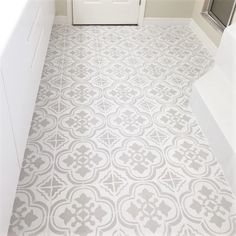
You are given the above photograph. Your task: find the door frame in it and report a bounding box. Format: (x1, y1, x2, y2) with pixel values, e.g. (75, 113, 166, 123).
(67, 0, 146, 26)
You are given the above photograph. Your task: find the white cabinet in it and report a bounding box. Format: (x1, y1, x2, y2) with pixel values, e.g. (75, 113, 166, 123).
(0, 0, 54, 235)
(0, 74, 20, 236)
(1, 0, 55, 165)
(191, 24, 236, 195)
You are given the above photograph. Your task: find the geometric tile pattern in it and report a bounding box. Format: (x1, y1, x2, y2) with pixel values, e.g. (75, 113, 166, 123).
(8, 24, 236, 236)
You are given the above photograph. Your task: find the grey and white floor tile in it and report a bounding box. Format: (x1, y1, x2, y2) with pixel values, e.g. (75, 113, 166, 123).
(8, 24, 236, 236)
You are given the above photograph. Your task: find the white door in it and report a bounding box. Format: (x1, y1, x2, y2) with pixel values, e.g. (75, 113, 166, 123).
(73, 0, 140, 25)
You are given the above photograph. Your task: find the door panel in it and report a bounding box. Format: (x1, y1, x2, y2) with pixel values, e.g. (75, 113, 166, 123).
(1, 0, 54, 165)
(73, 0, 140, 24)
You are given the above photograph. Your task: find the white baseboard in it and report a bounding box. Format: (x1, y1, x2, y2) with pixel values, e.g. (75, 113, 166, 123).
(54, 16, 69, 25)
(189, 19, 217, 56)
(143, 17, 191, 26)
(143, 17, 217, 57)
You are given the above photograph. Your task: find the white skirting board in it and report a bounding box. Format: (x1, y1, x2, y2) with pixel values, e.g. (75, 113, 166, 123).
(143, 17, 191, 25)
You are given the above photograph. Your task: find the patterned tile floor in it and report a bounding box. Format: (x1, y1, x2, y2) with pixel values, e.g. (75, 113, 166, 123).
(8, 24, 236, 236)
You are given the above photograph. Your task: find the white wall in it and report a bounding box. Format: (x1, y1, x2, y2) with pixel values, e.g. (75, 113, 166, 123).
(145, 0, 195, 18)
(55, 0, 67, 15)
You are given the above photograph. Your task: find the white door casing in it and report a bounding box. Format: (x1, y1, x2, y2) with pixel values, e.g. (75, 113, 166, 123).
(72, 0, 146, 25)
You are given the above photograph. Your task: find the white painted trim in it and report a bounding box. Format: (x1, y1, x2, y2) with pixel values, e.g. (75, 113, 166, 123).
(54, 16, 69, 25)
(143, 17, 191, 25)
(138, 0, 146, 26)
(189, 19, 217, 56)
